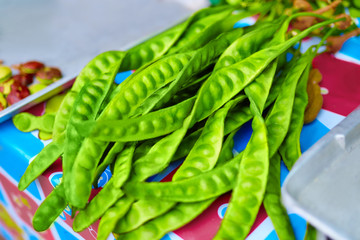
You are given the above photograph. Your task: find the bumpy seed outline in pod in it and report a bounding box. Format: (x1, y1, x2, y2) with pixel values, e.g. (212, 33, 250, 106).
(139, 47, 154, 62)
(94, 57, 111, 70)
(75, 103, 93, 119)
(115, 97, 131, 116)
(242, 160, 265, 176)
(159, 61, 175, 77)
(208, 81, 224, 103)
(142, 75, 157, 91)
(201, 128, 222, 144)
(191, 157, 210, 170)
(132, 81, 148, 99)
(194, 143, 216, 157)
(152, 117, 167, 130)
(240, 177, 263, 193)
(138, 120, 155, 134)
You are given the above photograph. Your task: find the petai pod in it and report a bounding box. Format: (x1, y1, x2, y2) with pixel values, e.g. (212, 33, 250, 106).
(173, 96, 244, 181)
(75, 96, 196, 142)
(214, 115, 269, 240)
(72, 180, 125, 232)
(279, 64, 311, 170)
(65, 51, 125, 207)
(264, 153, 295, 239)
(69, 51, 194, 208)
(32, 183, 67, 232)
(73, 143, 135, 231)
(113, 199, 176, 234)
(265, 49, 314, 157)
(13, 113, 55, 133)
(124, 153, 242, 202)
(116, 199, 214, 240)
(96, 197, 134, 240)
(191, 18, 339, 124)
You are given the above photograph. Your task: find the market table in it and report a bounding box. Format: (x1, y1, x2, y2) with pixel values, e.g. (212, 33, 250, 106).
(0, 6, 360, 240)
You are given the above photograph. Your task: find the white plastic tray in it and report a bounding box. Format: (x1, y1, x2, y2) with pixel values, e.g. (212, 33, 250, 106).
(282, 107, 360, 240)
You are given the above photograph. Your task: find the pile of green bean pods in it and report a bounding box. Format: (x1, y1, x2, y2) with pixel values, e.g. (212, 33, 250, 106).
(13, 1, 356, 239)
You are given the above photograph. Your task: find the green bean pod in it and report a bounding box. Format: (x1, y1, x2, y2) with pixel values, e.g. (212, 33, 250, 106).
(114, 99, 240, 235)
(122, 5, 235, 69)
(32, 183, 67, 232)
(96, 197, 134, 240)
(124, 153, 242, 202)
(114, 200, 176, 234)
(13, 113, 55, 133)
(172, 128, 202, 161)
(224, 102, 252, 134)
(265, 50, 313, 157)
(69, 52, 193, 209)
(116, 199, 214, 240)
(112, 143, 136, 188)
(72, 180, 125, 232)
(214, 115, 269, 240)
(73, 143, 135, 231)
(93, 142, 125, 187)
(279, 64, 311, 170)
(152, 28, 245, 112)
(264, 153, 295, 239)
(65, 51, 125, 207)
(192, 18, 338, 124)
(214, 17, 284, 70)
(173, 97, 242, 181)
(245, 59, 278, 116)
(168, 6, 234, 53)
(172, 4, 271, 54)
(18, 141, 62, 191)
(130, 112, 194, 182)
(133, 137, 161, 162)
(173, 99, 252, 163)
(75, 96, 196, 142)
(217, 130, 237, 166)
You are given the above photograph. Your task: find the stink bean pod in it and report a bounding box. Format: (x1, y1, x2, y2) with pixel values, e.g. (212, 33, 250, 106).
(124, 153, 242, 202)
(65, 51, 125, 207)
(192, 18, 337, 124)
(13, 112, 55, 133)
(116, 199, 214, 240)
(214, 17, 284, 70)
(96, 196, 134, 240)
(130, 112, 194, 182)
(168, 6, 234, 53)
(93, 142, 125, 187)
(152, 28, 245, 112)
(172, 4, 268, 54)
(112, 143, 136, 188)
(69, 51, 194, 208)
(18, 141, 62, 191)
(173, 96, 243, 181)
(214, 115, 269, 240)
(114, 200, 176, 234)
(122, 5, 235, 69)
(75, 96, 196, 142)
(265, 49, 313, 157)
(32, 183, 67, 232)
(264, 153, 295, 240)
(304, 224, 317, 240)
(72, 180, 125, 232)
(279, 64, 311, 170)
(73, 143, 135, 231)
(217, 130, 237, 166)
(245, 59, 278, 116)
